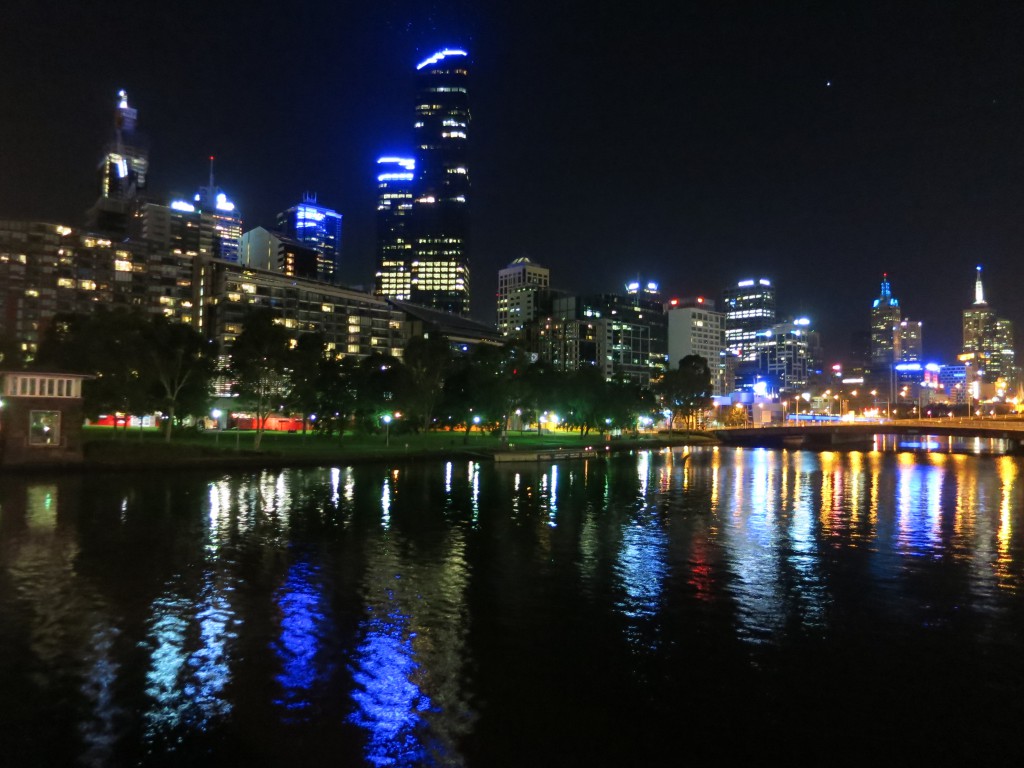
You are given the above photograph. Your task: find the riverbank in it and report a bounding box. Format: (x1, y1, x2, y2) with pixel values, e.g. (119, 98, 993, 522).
(4, 427, 717, 473)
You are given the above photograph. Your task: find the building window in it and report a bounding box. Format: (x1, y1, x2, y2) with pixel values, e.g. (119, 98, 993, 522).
(29, 410, 61, 446)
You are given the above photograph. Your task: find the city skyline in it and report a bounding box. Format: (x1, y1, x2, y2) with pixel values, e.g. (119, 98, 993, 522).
(2, 1, 1023, 359)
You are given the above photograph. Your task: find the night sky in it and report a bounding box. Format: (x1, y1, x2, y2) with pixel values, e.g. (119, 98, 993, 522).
(2, 1, 1023, 362)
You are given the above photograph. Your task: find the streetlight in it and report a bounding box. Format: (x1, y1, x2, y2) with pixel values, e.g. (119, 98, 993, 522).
(211, 408, 222, 445)
(382, 414, 392, 446)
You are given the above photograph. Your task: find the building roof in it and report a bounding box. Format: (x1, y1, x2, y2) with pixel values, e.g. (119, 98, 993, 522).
(389, 300, 503, 343)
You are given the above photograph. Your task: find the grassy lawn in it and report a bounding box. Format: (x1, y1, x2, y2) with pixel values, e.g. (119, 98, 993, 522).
(82, 425, 714, 464)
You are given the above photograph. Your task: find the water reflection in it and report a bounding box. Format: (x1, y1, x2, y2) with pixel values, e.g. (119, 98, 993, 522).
(1, 449, 1024, 764)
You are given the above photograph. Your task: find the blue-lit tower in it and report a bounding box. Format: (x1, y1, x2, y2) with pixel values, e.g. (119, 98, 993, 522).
(411, 48, 471, 314)
(193, 156, 242, 263)
(374, 157, 417, 301)
(276, 193, 343, 284)
(870, 273, 901, 364)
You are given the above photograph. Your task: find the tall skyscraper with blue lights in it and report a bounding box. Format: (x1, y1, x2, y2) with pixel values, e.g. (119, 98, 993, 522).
(870, 274, 901, 364)
(375, 49, 471, 314)
(276, 193, 343, 284)
(374, 157, 417, 301)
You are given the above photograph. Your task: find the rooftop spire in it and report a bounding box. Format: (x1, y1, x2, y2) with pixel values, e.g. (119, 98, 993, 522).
(974, 265, 986, 305)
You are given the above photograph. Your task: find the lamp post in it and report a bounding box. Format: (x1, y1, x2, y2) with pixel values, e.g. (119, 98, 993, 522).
(383, 414, 392, 447)
(211, 409, 222, 446)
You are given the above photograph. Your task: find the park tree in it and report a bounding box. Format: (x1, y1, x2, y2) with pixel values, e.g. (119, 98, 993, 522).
(141, 316, 215, 442)
(402, 334, 452, 431)
(601, 375, 654, 435)
(655, 354, 713, 432)
(560, 366, 607, 436)
(352, 353, 413, 433)
(287, 332, 328, 432)
(230, 310, 293, 449)
(315, 354, 360, 438)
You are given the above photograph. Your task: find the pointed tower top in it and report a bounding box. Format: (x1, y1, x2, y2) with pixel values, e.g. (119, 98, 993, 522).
(974, 265, 986, 305)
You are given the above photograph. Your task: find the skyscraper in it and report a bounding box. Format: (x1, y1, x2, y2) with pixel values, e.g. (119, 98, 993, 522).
(896, 319, 923, 362)
(193, 158, 242, 263)
(374, 157, 416, 301)
(721, 278, 776, 361)
(870, 274, 901, 364)
(276, 193, 343, 284)
(962, 266, 1015, 385)
(412, 49, 472, 313)
(86, 90, 149, 238)
(497, 257, 550, 336)
(667, 298, 728, 395)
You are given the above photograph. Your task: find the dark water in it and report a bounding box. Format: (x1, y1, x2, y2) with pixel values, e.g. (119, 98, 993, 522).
(1, 447, 1023, 766)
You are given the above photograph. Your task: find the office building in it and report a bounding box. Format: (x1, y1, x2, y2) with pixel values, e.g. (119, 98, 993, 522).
(135, 200, 215, 258)
(192, 159, 242, 263)
(534, 286, 668, 386)
(238, 227, 321, 280)
(412, 48, 470, 314)
(870, 274, 901, 364)
(375, 49, 471, 314)
(756, 319, 816, 392)
(86, 90, 149, 238)
(276, 194, 342, 284)
(667, 297, 728, 395)
(374, 157, 416, 301)
(722, 278, 776, 361)
(497, 257, 550, 336)
(896, 319, 923, 362)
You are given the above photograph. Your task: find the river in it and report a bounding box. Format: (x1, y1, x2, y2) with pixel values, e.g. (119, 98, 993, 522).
(1, 447, 1022, 765)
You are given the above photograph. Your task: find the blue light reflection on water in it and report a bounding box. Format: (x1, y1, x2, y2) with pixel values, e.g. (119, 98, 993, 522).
(348, 601, 435, 767)
(274, 559, 330, 722)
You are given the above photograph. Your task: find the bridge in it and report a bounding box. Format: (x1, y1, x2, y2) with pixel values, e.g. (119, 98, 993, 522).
(713, 418, 1024, 452)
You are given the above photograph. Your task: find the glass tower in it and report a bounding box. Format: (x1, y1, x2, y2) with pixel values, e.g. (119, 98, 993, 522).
(374, 157, 417, 301)
(276, 194, 343, 284)
(411, 48, 471, 314)
(721, 278, 776, 361)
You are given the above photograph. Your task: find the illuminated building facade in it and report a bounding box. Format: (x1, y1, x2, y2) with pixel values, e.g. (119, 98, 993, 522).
(199, 259, 408, 364)
(755, 319, 816, 392)
(896, 319, 923, 362)
(870, 274, 901, 364)
(237, 227, 320, 280)
(276, 194, 342, 284)
(411, 49, 471, 314)
(534, 287, 667, 386)
(497, 257, 550, 336)
(374, 157, 416, 301)
(722, 278, 776, 361)
(667, 298, 728, 395)
(192, 160, 242, 263)
(86, 90, 149, 238)
(136, 201, 215, 258)
(0, 220, 196, 358)
(962, 266, 1015, 385)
